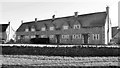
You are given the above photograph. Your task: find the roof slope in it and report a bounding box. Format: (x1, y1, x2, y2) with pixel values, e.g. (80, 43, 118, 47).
(16, 11, 107, 32)
(0, 24, 9, 32)
(112, 26, 119, 37)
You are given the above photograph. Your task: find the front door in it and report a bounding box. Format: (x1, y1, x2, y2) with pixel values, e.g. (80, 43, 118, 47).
(55, 34, 60, 44)
(83, 34, 89, 44)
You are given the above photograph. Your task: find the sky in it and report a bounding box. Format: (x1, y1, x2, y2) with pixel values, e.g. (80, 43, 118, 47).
(0, 0, 119, 40)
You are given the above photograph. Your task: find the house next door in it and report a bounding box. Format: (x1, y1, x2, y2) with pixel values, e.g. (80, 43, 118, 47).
(82, 34, 89, 44)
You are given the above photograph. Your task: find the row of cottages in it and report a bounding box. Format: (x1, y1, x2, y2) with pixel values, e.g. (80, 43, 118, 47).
(16, 7, 112, 45)
(0, 23, 9, 44)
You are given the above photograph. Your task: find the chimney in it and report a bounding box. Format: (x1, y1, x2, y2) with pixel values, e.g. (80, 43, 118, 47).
(106, 6, 109, 15)
(35, 18, 37, 22)
(21, 20, 23, 24)
(74, 12, 78, 17)
(52, 15, 55, 20)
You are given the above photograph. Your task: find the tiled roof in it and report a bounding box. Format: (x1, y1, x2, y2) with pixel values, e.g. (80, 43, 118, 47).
(0, 24, 9, 32)
(16, 11, 107, 32)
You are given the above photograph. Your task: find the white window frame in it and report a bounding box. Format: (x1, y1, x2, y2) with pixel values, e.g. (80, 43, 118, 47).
(31, 35, 35, 38)
(73, 34, 81, 39)
(18, 36, 20, 40)
(31, 28, 35, 31)
(62, 35, 69, 39)
(49, 35, 54, 38)
(41, 35, 46, 38)
(74, 25, 80, 29)
(50, 27, 54, 30)
(25, 28, 29, 32)
(93, 34, 99, 40)
(96, 34, 100, 40)
(63, 25, 68, 30)
(41, 27, 46, 31)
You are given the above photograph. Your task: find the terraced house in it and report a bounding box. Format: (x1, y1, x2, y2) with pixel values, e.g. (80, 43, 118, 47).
(16, 7, 112, 44)
(0, 23, 9, 44)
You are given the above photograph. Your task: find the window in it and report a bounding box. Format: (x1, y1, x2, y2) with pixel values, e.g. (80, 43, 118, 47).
(73, 34, 81, 39)
(41, 35, 46, 38)
(93, 34, 99, 40)
(25, 36, 29, 39)
(41, 27, 46, 31)
(50, 27, 54, 30)
(96, 34, 99, 40)
(25, 28, 29, 32)
(62, 35, 69, 38)
(31, 35, 35, 38)
(63, 26, 68, 30)
(49, 35, 54, 38)
(18, 36, 20, 39)
(31, 28, 35, 31)
(74, 25, 80, 29)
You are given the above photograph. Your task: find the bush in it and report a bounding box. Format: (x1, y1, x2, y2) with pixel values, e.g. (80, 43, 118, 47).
(2, 46, 120, 57)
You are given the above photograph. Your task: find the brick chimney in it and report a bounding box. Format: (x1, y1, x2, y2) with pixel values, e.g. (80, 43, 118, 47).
(74, 12, 78, 17)
(35, 18, 37, 22)
(106, 6, 109, 15)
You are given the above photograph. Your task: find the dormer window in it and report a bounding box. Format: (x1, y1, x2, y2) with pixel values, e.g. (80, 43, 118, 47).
(25, 28, 29, 32)
(74, 25, 81, 29)
(41, 27, 46, 31)
(63, 25, 68, 30)
(50, 27, 54, 30)
(31, 28, 35, 31)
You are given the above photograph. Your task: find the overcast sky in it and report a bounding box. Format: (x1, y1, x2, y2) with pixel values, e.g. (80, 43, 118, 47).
(0, 0, 119, 40)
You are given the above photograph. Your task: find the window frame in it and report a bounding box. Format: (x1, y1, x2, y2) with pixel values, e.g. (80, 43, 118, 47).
(62, 35, 69, 39)
(49, 27, 54, 31)
(41, 27, 46, 31)
(63, 25, 69, 30)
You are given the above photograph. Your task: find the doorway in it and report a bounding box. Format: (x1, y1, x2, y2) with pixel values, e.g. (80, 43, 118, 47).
(82, 34, 89, 44)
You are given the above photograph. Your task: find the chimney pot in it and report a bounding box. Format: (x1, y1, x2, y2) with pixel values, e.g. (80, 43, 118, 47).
(52, 15, 55, 20)
(35, 18, 37, 22)
(74, 12, 78, 17)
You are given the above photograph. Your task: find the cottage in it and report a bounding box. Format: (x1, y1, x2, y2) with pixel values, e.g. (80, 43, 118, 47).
(16, 7, 112, 44)
(0, 23, 9, 44)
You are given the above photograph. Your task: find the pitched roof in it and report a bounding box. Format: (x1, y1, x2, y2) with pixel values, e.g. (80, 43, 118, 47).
(0, 24, 9, 32)
(16, 11, 107, 32)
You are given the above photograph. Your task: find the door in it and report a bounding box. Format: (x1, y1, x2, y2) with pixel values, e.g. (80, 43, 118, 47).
(55, 34, 60, 44)
(83, 34, 89, 44)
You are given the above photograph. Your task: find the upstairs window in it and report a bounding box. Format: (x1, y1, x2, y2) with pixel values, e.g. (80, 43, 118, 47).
(74, 25, 81, 29)
(62, 35, 69, 39)
(17, 36, 20, 40)
(25, 28, 29, 32)
(63, 26, 68, 30)
(31, 28, 35, 31)
(41, 27, 46, 31)
(50, 27, 54, 30)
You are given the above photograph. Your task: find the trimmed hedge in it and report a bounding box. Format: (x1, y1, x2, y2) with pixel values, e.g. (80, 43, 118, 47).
(2, 46, 120, 57)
